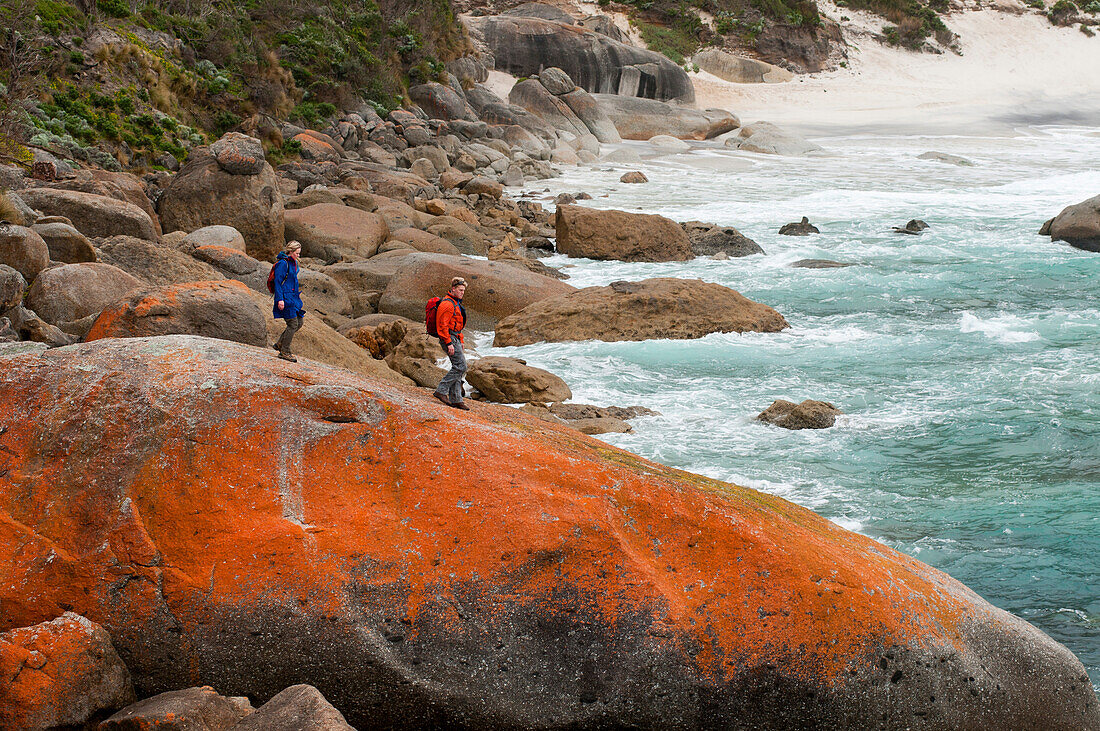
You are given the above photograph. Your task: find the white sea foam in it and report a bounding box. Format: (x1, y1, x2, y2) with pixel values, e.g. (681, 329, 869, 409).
(959, 311, 1041, 344)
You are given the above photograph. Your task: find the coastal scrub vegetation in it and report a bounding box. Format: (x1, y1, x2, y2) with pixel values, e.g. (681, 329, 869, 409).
(0, 0, 469, 170)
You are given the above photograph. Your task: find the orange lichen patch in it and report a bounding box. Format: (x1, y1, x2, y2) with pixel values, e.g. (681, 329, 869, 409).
(0, 612, 134, 728)
(0, 336, 1048, 714)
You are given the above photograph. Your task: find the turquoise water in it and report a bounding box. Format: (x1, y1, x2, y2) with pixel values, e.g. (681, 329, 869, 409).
(483, 127, 1100, 687)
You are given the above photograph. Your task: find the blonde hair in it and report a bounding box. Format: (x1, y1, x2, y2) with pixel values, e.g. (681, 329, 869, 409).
(450, 277, 467, 289)
(284, 240, 302, 254)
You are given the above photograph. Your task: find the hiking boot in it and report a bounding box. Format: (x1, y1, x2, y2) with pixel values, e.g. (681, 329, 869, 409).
(432, 392, 450, 406)
(277, 352, 297, 362)
(272, 343, 279, 352)
(452, 401, 470, 411)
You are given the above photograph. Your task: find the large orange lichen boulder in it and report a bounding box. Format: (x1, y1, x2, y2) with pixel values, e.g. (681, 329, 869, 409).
(0, 336, 1096, 729)
(0, 612, 135, 728)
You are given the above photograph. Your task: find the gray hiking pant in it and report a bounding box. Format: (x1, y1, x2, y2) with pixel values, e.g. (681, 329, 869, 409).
(434, 335, 466, 404)
(276, 316, 303, 354)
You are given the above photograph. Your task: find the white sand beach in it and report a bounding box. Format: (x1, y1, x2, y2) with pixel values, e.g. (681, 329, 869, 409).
(692, 10, 1100, 135)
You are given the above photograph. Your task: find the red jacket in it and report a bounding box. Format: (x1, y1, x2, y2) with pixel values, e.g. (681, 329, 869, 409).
(435, 296, 465, 344)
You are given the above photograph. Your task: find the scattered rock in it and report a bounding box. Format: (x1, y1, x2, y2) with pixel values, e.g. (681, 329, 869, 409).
(791, 259, 853, 268)
(31, 221, 96, 263)
(100, 686, 253, 730)
(494, 277, 789, 345)
(681, 221, 764, 257)
(918, 151, 974, 166)
(0, 224, 50, 282)
(570, 416, 633, 434)
(467, 356, 572, 403)
(233, 684, 353, 731)
(159, 146, 285, 262)
(25, 263, 143, 324)
(98, 235, 225, 286)
(1048, 194, 1100, 252)
(18, 188, 158, 241)
(408, 82, 476, 122)
(85, 280, 268, 346)
(648, 134, 691, 152)
(757, 399, 843, 429)
(0, 612, 135, 730)
(463, 176, 504, 200)
(210, 131, 267, 175)
(182, 225, 247, 253)
(549, 403, 660, 421)
(7, 305, 78, 346)
(692, 49, 793, 83)
(620, 171, 648, 183)
(378, 252, 574, 329)
(730, 122, 823, 156)
(893, 219, 929, 235)
(779, 217, 820, 236)
(0, 264, 26, 310)
(594, 94, 738, 140)
(556, 205, 693, 262)
(389, 227, 462, 256)
(284, 203, 389, 260)
(1038, 218, 1054, 237)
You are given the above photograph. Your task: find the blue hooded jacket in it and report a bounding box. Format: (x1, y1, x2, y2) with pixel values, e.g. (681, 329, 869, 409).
(272, 252, 304, 319)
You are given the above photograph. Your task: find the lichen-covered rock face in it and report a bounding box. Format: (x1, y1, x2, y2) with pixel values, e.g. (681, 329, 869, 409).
(493, 277, 789, 346)
(1, 336, 1097, 729)
(0, 612, 135, 729)
(84, 280, 269, 346)
(470, 15, 695, 104)
(100, 685, 254, 730)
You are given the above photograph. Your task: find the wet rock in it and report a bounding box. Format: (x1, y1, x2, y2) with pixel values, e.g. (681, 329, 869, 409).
(779, 217, 820, 236)
(285, 203, 388, 260)
(0, 612, 135, 729)
(31, 221, 97, 263)
(556, 205, 692, 262)
(25, 263, 143, 324)
(570, 416, 633, 434)
(620, 171, 648, 183)
(0, 223, 50, 282)
(159, 147, 285, 262)
(893, 219, 930, 235)
(918, 151, 974, 166)
(1038, 218, 1054, 236)
(549, 403, 660, 421)
(681, 220, 764, 257)
(85, 280, 268, 346)
(210, 132, 266, 175)
(100, 686, 253, 730)
(494, 277, 789, 346)
(467, 356, 572, 403)
(791, 259, 853, 268)
(757, 399, 843, 429)
(1049, 194, 1100, 252)
(233, 684, 352, 730)
(19, 188, 158, 241)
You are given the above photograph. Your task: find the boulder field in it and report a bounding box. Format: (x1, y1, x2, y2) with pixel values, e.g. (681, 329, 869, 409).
(1, 335, 1097, 729)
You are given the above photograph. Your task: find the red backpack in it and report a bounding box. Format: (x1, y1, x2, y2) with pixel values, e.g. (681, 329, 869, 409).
(266, 264, 278, 293)
(425, 296, 443, 337)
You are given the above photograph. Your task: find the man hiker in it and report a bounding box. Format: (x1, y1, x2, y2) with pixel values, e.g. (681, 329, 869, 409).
(272, 240, 304, 362)
(433, 277, 469, 410)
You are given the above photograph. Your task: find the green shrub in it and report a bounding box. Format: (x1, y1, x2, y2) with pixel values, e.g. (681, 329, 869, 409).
(97, 0, 131, 18)
(35, 0, 86, 34)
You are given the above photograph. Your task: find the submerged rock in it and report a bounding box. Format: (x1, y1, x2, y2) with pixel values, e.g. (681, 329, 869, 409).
(893, 219, 930, 235)
(779, 216, 820, 236)
(918, 151, 974, 166)
(757, 399, 843, 429)
(791, 259, 853, 269)
(0, 335, 1097, 729)
(681, 220, 764, 257)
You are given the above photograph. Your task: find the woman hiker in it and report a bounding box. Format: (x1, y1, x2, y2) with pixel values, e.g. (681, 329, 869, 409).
(433, 277, 470, 410)
(272, 240, 304, 362)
